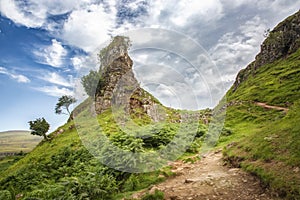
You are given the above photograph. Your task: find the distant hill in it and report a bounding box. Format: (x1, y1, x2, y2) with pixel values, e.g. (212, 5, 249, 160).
(0, 130, 42, 156)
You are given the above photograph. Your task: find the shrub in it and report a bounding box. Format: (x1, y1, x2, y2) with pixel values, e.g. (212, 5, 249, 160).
(141, 190, 164, 200)
(0, 190, 12, 200)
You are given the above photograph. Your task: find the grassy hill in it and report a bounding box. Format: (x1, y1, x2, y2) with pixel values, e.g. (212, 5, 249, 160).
(0, 37, 208, 199)
(0, 11, 299, 200)
(0, 130, 42, 155)
(0, 103, 207, 199)
(218, 18, 300, 199)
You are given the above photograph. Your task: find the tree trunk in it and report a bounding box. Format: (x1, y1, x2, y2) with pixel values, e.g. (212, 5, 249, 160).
(43, 133, 49, 141)
(67, 107, 73, 120)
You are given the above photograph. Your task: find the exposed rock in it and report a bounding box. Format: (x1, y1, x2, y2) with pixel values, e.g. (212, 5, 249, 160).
(94, 36, 166, 122)
(158, 174, 165, 179)
(68, 124, 75, 130)
(184, 179, 195, 184)
(56, 129, 64, 135)
(149, 186, 161, 194)
(233, 10, 300, 91)
(228, 168, 240, 173)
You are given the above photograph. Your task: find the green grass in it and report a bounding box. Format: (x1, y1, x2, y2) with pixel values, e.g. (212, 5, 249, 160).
(2, 36, 299, 199)
(0, 155, 25, 172)
(219, 48, 300, 199)
(0, 131, 42, 155)
(0, 97, 205, 199)
(227, 48, 300, 106)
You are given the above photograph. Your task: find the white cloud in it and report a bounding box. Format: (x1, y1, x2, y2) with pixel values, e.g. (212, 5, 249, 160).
(40, 72, 72, 87)
(73, 78, 87, 102)
(71, 56, 86, 71)
(0, 0, 95, 28)
(34, 86, 73, 97)
(256, 0, 300, 14)
(209, 16, 267, 82)
(0, 0, 47, 28)
(10, 74, 31, 83)
(170, 0, 223, 26)
(0, 67, 30, 83)
(2, 0, 300, 110)
(38, 0, 86, 15)
(71, 55, 96, 71)
(0, 67, 6, 74)
(34, 39, 67, 68)
(61, 3, 115, 52)
(148, 0, 223, 28)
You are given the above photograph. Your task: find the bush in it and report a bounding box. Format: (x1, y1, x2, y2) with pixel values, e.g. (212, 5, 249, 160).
(221, 127, 233, 136)
(142, 124, 178, 148)
(186, 138, 202, 153)
(141, 190, 164, 200)
(0, 190, 12, 200)
(196, 124, 207, 138)
(123, 175, 140, 191)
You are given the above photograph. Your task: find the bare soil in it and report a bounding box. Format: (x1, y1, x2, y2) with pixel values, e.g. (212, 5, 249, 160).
(255, 102, 289, 112)
(130, 151, 278, 200)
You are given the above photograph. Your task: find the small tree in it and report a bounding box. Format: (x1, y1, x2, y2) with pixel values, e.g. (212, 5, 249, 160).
(28, 118, 50, 140)
(81, 70, 104, 97)
(55, 95, 77, 118)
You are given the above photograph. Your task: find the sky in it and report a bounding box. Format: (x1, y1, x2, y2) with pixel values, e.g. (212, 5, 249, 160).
(0, 0, 300, 132)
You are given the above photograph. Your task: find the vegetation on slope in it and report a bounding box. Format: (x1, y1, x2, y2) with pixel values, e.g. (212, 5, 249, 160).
(227, 48, 300, 106)
(0, 35, 211, 199)
(2, 11, 299, 199)
(221, 46, 300, 199)
(0, 97, 208, 199)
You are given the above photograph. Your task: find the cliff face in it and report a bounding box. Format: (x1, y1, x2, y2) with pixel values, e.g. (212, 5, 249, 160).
(94, 36, 165, 122)
(95, 52, 134, 113)
(233, 10, 300, 91)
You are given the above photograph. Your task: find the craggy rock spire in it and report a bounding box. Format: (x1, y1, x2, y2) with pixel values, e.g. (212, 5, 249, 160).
(94, 36, 165, 122)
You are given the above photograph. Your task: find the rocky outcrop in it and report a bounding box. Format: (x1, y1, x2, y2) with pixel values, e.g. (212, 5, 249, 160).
(233, 10, 300, 91)
(94, 36, 165, 122)
(95, 53, 134, 113)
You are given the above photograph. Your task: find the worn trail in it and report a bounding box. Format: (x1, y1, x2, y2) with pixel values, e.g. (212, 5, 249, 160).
(131, 151, 277, 200)
(255, 102, 289, 112)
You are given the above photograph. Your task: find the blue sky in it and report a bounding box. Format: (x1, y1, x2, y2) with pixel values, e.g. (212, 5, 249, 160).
(0, 0, 300, 132)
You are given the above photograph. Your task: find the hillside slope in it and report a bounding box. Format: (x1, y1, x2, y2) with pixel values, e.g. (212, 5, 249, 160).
(221, 11, 300, 199)
(1, 10, 299, 200)
(0, 37, 207, 200)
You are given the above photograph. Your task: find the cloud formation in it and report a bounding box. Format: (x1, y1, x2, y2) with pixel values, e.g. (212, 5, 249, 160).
(61, 3, 115, 52)
(0, 67, 30, 83)
(210, 16, 268, 82)
(40, 72, 72, 87)
(1, 0, 300, 108)
(34, 86, 73, 97)
(33, 39, 67, 68)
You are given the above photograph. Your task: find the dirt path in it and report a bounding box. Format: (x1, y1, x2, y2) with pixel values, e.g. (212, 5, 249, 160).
(131, 151, 277, 200)
(255, 102, 289, 112)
